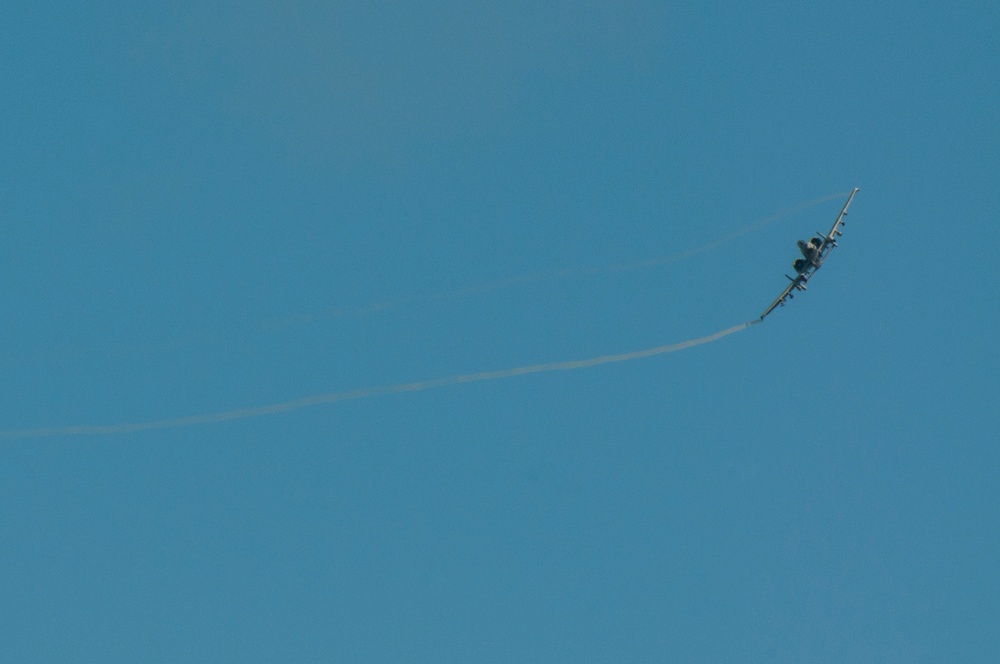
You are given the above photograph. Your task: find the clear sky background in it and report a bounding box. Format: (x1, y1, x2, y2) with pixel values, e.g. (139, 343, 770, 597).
(2, 1, 997, 661)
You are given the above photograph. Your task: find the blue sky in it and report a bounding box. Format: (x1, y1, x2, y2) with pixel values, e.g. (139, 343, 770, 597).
(2, 1, 997, 661)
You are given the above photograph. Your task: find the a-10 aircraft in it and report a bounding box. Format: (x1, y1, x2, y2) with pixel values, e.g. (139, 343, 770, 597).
(759, 188, 860, 321)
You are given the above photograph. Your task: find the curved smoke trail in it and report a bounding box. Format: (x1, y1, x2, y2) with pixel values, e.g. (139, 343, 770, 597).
(1, 321, 758, 439)
(267, 192, 850, 326)
(0, 193, 842, 371)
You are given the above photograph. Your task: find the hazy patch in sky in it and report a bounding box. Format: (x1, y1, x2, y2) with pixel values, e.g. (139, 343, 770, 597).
(116, 3, 671, 170)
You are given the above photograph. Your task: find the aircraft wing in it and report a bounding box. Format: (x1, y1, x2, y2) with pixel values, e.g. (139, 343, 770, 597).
(817, 187, 859, 259)
(759, 274, 805, 321)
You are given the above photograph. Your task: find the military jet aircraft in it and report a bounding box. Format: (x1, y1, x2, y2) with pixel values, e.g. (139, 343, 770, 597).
(759, 188, 859, 321)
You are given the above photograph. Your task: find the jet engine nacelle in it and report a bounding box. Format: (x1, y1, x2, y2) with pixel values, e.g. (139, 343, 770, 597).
(797, 237, 823, 257)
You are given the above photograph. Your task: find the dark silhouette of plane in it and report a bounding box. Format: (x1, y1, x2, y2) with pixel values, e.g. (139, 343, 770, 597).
(760, 188, 859, 321)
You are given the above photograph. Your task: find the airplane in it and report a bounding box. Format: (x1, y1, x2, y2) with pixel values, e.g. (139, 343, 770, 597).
(759, 187, 860, 321)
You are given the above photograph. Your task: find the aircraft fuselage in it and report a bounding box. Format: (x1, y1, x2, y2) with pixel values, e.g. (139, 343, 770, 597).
(795, 237, 825, 271)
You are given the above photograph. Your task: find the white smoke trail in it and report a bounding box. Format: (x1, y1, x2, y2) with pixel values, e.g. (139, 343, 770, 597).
(267, 192, 850, 326)
(0, 321, 759, 439)
(0, 193, 841, 371)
